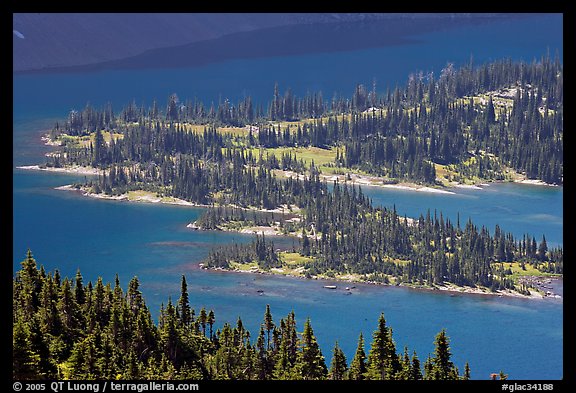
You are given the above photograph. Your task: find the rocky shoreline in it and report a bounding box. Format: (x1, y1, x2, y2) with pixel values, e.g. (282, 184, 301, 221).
(199, 263, 562, 301)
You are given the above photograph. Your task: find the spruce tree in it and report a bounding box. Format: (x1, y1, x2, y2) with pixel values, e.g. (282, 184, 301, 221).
(177, 275, 192, 327)
(207, 310, 215, 340)
(28, 315, 57, 378)
(263, 304, 274, 350)
(297, 318, 327, 380)
(274, 333, 298, 379)
(486, 95, 496, 124)
(423, 354, 434, 380)
(463, 361, 471, 380)
(18, 249, 41, 314)
(410, 350, 423, 380)
(255, 326, 270, 380)
(366, 312, 400, 380)
(329, 341, 347, 380)
(431, 329, 458, 380)
(13, 320, 40, 379)
(348, 333, 367, 380)
(538, 235, 548, 261)
(199, 307, 208, 337)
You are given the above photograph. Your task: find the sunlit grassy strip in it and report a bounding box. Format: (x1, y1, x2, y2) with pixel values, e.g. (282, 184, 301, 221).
(228, 260, 260, 272)
(499, 262, 561, 278)
(243, 146, 339, 167)
(227, 255, 310, 277)
(455, 93, 515, 122)
(124, 190, 180, 203)
(174, 122, 250, 137)
(434, 163, 460, 185)
(281, 252, 314, 267)
(268, 112, 353, 131)
(225, 253, 562, 293)
(58, 131, 124, 148)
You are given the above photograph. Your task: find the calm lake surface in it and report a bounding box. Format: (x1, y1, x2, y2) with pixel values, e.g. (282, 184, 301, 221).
(13, 14, 563, 380)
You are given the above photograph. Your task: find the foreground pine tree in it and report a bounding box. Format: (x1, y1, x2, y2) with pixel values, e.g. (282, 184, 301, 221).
(329, 341, 347, 380)
(348, 333, 367, 380)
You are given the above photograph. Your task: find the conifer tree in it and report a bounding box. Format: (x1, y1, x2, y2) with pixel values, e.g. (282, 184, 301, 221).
(207, 310, 215, 340)
(398, 346, 412, 380)
(13, 320, 40, 379)
(263, 304, 274, 350)
(199, 307, 208, 337)
(274, 333, 298, 379)
(18, 249, 41, 315)
(410, 350, 423, 380)
(366, 312, 400, 380)
(538, 235, 548, 261)
(423, 354, 434, 380)
(431, 329, 458, 380)
(463, 361, 471, 380)
(177, 275, 192, 327)
(28, 315, 57, 378)
(348, 333, 367, 380)
(255, 326, 270, 380)
(329, 341, 348, 380)
(38, 273, 61, 336)
(297, 318, 327, 380)
(486, 95, 496, 124)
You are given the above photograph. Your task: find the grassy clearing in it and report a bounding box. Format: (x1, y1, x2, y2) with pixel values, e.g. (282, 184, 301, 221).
(269, 113, 352, 132)
(248, 146, 338, 168)
(318, 165, 374, 178)
(126, 190, 156, 200)
(390, 258, 411, 266)
(229, 261, 260, 272)
(457, 92, 515, 121)
(58, 131, 124, 149)
(124, 189, 191, 205)
(175, 122, 250, 137)
(500, 262, 560, 279)
(434, 163, 460, 184)
(280, 252, 313, 267)
(58, 134, 91, 148)
(227, 254, 311, 277)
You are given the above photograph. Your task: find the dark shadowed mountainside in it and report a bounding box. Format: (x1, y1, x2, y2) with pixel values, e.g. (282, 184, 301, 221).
(13, 13, 520, 73)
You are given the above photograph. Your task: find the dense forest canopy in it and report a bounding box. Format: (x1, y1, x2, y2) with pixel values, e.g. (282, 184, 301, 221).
(13, 251, 474, 380)
(201, 179, 562, 291)
(48, 55, 563, 185)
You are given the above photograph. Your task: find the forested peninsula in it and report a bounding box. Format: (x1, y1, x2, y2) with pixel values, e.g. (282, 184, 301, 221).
(25, 56, 563, 298)
(14, 250, 478, 380)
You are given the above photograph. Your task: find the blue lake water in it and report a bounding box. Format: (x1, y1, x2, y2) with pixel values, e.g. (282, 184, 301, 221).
(13, 14, 563, 380)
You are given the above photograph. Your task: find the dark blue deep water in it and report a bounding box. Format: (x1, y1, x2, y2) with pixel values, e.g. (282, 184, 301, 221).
(13, 14, 563, 380)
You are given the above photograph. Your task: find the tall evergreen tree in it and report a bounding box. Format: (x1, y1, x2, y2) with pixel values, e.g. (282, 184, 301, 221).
(328, 341, 347, 380)
(366, 313, 400, 380)
(13, 320, 41, 379)
(431, 329, 459, 380)
(348, 333, 367, 380)
(177, 275, 192, 327)
(410, 350, 423, 380)
(263, 304, 274, 351)
(297, 318, 327, 380)
(538, 235, 548, 261)
(463, 361, 471, 380)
